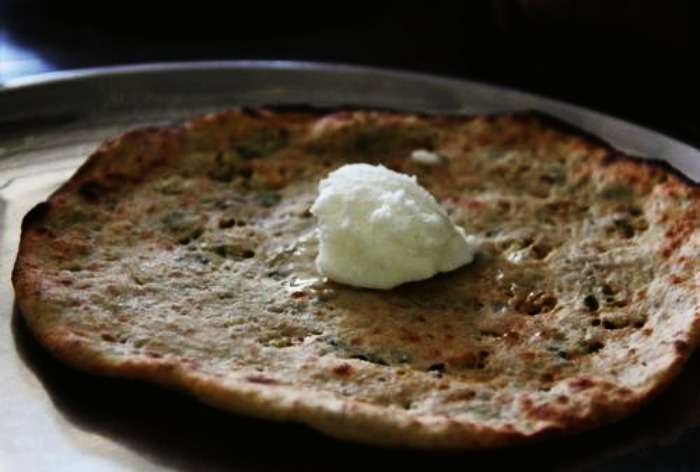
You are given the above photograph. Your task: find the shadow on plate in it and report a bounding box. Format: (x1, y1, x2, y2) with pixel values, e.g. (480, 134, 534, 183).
(12, 305, 700, 471)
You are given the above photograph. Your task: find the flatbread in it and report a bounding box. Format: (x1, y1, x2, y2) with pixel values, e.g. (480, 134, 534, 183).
(12, 109, 700, 448)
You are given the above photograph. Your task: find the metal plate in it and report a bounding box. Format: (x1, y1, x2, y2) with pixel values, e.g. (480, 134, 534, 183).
(2, 61, 700, 471)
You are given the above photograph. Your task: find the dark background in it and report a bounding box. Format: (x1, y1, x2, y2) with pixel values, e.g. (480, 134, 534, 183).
(0, 0, 695, 144)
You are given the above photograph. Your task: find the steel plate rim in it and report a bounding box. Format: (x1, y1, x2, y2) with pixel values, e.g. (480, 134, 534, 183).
(1, 59, 698, 158)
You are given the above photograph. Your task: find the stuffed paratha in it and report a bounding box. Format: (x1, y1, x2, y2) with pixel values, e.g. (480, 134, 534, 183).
(12, 109, 700, 448)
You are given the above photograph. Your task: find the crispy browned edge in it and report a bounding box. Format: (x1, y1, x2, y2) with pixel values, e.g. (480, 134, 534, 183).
(11, 107, 700, 449)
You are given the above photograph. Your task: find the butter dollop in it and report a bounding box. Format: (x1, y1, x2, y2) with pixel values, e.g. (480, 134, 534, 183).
(311, 164, 476, 289)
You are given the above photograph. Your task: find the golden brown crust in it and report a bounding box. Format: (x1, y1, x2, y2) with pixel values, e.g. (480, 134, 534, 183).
(12, 108, 700, 448)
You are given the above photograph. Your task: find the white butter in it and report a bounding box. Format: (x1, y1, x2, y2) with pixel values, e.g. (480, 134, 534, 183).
(410, 149, 442, 165)
(311, 164, 476, 289)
